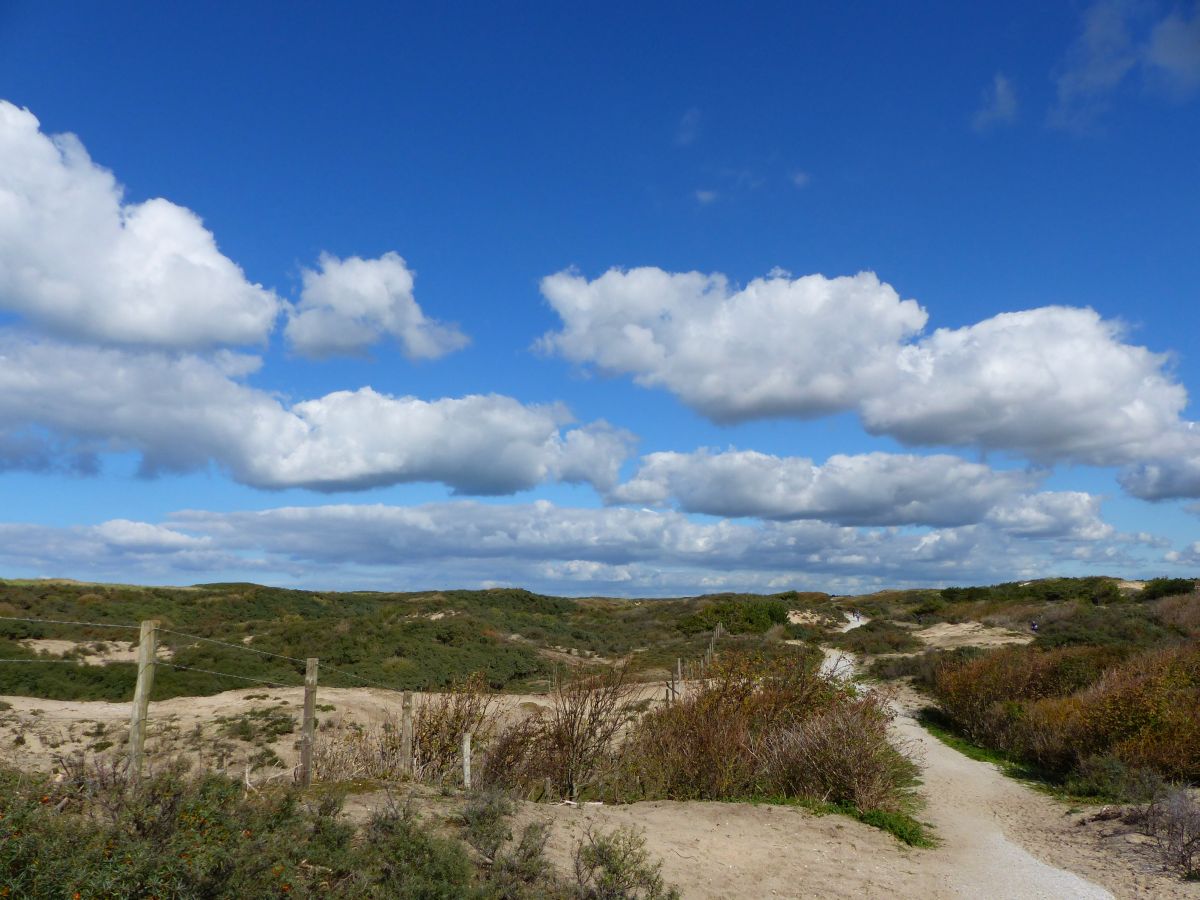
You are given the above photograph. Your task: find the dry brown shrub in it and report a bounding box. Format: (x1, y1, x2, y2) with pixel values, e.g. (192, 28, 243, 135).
(756, 694, 915, 812)
(1152, 594, 1200, 638)
(479, 665, 631, 800)
(414, 673, 499, 784)
(1143, 788, 1200, 878)
(618, 652, 863, 802)
(312, 717, 405, 782)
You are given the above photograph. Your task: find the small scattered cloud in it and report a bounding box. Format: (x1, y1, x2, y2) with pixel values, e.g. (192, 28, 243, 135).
(675, 107, 702, 146)
(694, 189, 718, 205)
(1146, 3, 1200, 96)
(1050, 0, 1200, 130)
(972, 73, 1018, 132)
(790, 170, 811, 188)
(285, 252, 468, 361)
(0, 497, 1146, 595)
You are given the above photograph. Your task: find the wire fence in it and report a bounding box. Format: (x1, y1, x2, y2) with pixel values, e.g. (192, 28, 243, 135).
(0, 613, 405, 694)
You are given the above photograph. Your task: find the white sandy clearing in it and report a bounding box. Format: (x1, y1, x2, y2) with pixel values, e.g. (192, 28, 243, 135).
(19, 638, 173, 666)
(914, 621, 1033, 651)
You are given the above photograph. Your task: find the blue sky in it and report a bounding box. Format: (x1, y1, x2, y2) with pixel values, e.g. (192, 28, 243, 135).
(0, 0, 1197, 594)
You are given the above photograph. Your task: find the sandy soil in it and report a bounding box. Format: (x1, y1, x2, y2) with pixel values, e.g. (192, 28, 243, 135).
(914, 621, 1034, 650)
(19, 638, 174, 666)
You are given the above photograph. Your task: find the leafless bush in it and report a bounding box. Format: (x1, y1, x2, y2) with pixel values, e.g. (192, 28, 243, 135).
(414, 673, 499, 784)
(480, 665, 630, 800)
(312, 717, 405, 782)
(547, 665, 630, 799)
(1143, 788, 1200, 878)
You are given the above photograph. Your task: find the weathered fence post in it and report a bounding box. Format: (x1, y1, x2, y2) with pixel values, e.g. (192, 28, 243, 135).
(299, 657, 318, 786)
(400, 690, 414, 776)
(128, 619, 159, 781)
(462, 731, 472, 790)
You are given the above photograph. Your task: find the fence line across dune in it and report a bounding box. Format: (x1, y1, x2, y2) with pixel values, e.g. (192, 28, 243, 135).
(2, 612, 735, 792)
(0, 613, 427, 786)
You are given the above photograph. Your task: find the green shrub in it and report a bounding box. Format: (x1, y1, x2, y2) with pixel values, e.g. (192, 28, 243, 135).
(829, 621, 920, 655)
(572, 826, 680, 900)
(678, 597, 788, 635)
(1141, 578, 1197, 602)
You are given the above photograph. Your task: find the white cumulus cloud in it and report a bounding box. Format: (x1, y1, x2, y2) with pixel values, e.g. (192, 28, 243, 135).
(539, 267, 927, 423)
(0, 334, 633, 494)
(539, 267, 1199, 496)
(285, 252, 468, 360)
(609, 448, 1038, 526)
(0, 101, 280, 348)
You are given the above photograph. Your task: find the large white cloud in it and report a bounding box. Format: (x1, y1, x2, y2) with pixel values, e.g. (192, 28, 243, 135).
(285, 252, 468, 360)
(863, 306, 1188, 465)
(539, 267, 927, 422)
(0, 101, 280, 348)
(984, 491, 1114, 541)
(609, 448, 1038, 526)
(0, 334, 633, 494)
(539, 267, 1199, 495)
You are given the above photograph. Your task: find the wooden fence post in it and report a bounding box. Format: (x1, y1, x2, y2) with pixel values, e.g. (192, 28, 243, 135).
(462, 731, 472, 790)
(400, 691, 414, 776)
(128, 619, 159, 782)
(299, 657, 318, 787)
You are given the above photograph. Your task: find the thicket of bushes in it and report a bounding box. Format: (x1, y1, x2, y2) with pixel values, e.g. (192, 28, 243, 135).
(676, 596, 789, 635)
(933, 642, 1200, 787)
(477, 653, 927, 843)
(0, 758, 678, 898)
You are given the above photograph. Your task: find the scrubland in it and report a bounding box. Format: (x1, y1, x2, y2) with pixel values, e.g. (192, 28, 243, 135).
(1, 575, 1197, 896)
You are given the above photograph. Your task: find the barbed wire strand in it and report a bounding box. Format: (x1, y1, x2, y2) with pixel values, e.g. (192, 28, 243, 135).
(0, 614, 139, 630)
(0, 658, 96, 664)
(163, 663, 302, 690)
(0, 616, 401, 692)
(157, 627, 400, 692)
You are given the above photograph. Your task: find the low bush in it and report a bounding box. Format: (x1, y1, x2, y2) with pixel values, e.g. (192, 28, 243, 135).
(1141, 578, 1197, 602)
(572, 825, 680, 900)
(868, 647, 985, 691)
(829, 621, 921, 655)
(756, 696, 918, 812)
(678, 596, 788, 635)
(618, 653, 919, 817)
(0, 756, 682, 898)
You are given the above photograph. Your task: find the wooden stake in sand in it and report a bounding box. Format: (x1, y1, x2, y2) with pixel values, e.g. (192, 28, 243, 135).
(128, 619, 159, 781)
(401, 690, 414, 776)
(299, 657, 318, 787)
